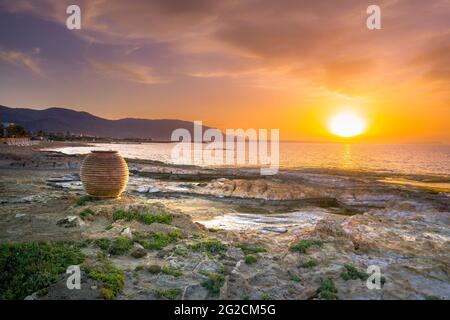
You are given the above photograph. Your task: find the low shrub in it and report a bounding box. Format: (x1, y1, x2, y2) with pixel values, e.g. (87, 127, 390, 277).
(340, 264, 369, 281)
(298, 259, 318, 269)
(94, 237, 133, 256)
(239, 243, 266, 255)
(245, 255, 257, 264)
(0, 241, 84, 299)
(317, 278, 338, 300)
(76, 195, 95, 206)
(289, 239, 325, 253)
(79, 208, 94, 220)
(154, 288, 181, 300)
(112, 210, 172, 225)
(200, 271, 225, 295)
(172, 247, 188, 257)
(86, 262, 124, 300)
(189, 240, 227, 256)
(161, 266, 182, 278)
(135, 231, 182, 250)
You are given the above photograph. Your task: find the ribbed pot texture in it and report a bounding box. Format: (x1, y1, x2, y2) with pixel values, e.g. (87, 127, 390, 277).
(80, 150, 129, 198)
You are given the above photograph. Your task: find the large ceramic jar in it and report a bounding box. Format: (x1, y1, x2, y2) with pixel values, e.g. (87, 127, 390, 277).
(80, 150, 129, 198)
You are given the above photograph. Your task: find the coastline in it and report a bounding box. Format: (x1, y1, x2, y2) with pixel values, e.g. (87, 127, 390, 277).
(0, 141, 449, 300)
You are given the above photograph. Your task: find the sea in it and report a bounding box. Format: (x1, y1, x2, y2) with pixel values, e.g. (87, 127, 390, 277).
(47, 142, 450, 177)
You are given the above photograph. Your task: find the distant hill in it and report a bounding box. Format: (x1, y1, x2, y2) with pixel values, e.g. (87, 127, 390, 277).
(0, 105, 212, 140)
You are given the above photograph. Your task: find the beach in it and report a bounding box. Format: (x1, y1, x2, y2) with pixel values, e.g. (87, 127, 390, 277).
(0, 141, 449, 300)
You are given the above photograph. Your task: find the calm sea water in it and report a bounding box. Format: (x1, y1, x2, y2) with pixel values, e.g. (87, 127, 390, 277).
(48, 142, 450, 176)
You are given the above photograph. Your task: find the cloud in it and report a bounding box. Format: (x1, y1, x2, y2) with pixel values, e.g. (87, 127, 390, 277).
(1, 0, 449, 95)
(0, 49, 45, 76)
(89, 60, 168, 85)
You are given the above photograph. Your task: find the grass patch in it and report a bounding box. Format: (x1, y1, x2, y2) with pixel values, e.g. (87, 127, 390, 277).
(154, 288, 181, 300)
(94, 237, 133, 256)
(172, 247, 188, 257)
(259, 293, 272, 300)
(76, 195, 96, 206)
(96, 251, 107, 261)
(287, 271, 301, 282)
(317, 278, 338, 300)
(105, 224, 113, 231)
(0, 241, 85, 299)
(192, 232, 205, 239)
(161, 266, 182, 278)
(134, 265, 145, 272)
(147, 265, 162, 274)
(239, 243, 266, 255)
(112, 209, 172, 225)
(189, 240, 227, 256)
(340, 264, 369, 281)
(425, 295, 442, 300)
(135, 231, 182, 250)
(245, 255, 258, 264)
(289, 239, 325, 253)
(200, 271, 225, 295)
(298, 259, 318, 269)
(86, 262, 124, 300)
(79, 208, 94, 221)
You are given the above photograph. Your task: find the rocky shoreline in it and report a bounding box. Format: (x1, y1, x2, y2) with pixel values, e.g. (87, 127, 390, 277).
(0, 142, 449, 300)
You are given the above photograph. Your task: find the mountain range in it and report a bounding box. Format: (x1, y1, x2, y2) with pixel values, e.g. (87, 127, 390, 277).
(0, 105, 212, 140)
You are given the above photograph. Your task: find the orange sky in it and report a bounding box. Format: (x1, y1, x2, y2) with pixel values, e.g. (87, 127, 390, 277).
(0, 0, 449, 143)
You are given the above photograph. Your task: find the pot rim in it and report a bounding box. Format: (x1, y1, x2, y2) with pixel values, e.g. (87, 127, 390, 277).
(91, 150, 118, 154)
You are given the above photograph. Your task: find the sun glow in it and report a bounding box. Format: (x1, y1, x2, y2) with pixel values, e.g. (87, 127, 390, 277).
(329, 113, 366, 138)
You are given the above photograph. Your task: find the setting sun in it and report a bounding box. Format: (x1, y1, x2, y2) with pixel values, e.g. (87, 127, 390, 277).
(329, 113, 367, 138)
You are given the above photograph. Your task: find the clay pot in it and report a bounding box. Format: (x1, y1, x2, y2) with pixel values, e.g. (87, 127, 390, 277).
(80, 150, 129, 198)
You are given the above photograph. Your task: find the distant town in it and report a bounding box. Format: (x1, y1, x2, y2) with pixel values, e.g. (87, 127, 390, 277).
(0, 121, 156, 145)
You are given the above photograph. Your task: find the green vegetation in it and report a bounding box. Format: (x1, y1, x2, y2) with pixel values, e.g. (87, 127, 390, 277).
(79, 208, 94, 220)
(189, 240, 227, 256)
(172, 247, 188, 257)
(317, 278, 338, 300)
(245, 254, 258, 264)
(161, 266, 183, 278)
(94, 237, 133, 256)
(154, 288, 181, 300)
(340, 264, 369, 281)
(112, 209, 172, 225)
(287, 271, 301, 282)
(298, 259, 319, 269)
(135, 231, 182, 250)
(5, 124, 30, 138)
(96, 251, 107, 261)
(59, 239, 92, 249)
(147, 265, 162, 274)
(239, 243, 266, 255)
(0, 241, 84, 299)
(425, 295, 442, 300)
(200, 271, 225, 295)
(259, 293, 272, 300)
(86, 262, 124, 300)
(192, 232, 205, 239)
(76, 195, 96, 206)
(289, 239, 325, 253)
(105, 224, 113, 231)
(134, 265, 145, 272)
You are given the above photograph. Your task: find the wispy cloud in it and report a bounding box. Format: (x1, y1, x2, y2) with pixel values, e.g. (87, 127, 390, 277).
(0, 49, 45, 76)
(89, 60, 168, 85)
